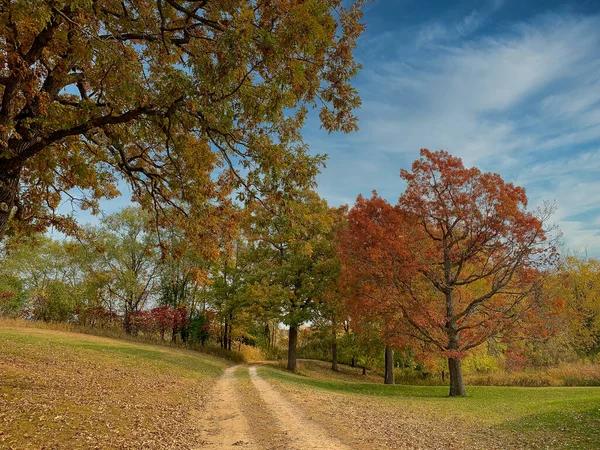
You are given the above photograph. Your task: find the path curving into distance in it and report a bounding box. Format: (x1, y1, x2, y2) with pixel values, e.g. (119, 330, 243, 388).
(199, 365, 349, 449)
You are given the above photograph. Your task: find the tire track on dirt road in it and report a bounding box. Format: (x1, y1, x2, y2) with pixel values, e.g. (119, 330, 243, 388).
(200, 365, 254, 448)
(248, 366, 350, 450)
(201, 365, 350, 449)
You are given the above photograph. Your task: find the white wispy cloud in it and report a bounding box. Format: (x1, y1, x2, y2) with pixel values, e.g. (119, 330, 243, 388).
(356, 13, 600, 160)
(416, 0, 503, 47)
(309, 10, 600, 255)
(516, 149, 600, 254)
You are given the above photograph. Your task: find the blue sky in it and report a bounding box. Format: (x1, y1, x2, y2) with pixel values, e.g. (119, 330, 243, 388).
(303, 0, 600, 256)
(71, 0, 600, 256)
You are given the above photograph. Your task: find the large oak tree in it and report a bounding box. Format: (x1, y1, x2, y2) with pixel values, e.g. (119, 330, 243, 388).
(340, 150, 558, 396)
(0, 0, 366, 251)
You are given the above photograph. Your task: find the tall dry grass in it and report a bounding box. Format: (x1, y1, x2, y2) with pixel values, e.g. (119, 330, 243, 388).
(465, 362, 600, 387)
(548, 363, 600, 386)
(466, 372, 555, 387)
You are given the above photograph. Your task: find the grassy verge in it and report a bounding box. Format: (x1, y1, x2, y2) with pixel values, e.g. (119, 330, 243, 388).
(0, 324, 231, 449)
(268, 358, 383, 384)
(0, 318, 255, 363)
(260, 365, 600, 449)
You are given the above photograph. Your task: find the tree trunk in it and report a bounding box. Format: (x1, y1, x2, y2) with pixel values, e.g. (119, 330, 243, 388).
(287, 325, 298, 372)
(171, 327, 177, 344)
(351, 355, 356, 368)
(0, 167, 20, 237)
(331, 317, 338, 372)
(331, 342, 338, 372)
(123, 309, 133, 335)
(222, 320, 228, 349)
(443, 241, 466, 397)
(384, 344, 395, 384)
(362, 365, 366, 376)
(448, 357, 467, 396)
(228, 312, 233, 351)
(264, 323, 270, 350)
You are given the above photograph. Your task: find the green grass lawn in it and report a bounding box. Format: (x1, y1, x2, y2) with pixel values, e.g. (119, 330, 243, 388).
(260, 365, 600, 449)
(2, 323, 229, 368)
(0, 327, 227, 377)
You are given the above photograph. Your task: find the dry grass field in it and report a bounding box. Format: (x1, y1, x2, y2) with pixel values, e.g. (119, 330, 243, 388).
(0, 324, 229, 449)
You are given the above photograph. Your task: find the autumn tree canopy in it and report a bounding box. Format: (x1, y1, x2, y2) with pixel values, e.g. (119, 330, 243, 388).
(246, 188, 339, 372)
(557, 254, 600, 356)
(340, 149, 558, 396)
(0, 0, 366, 251)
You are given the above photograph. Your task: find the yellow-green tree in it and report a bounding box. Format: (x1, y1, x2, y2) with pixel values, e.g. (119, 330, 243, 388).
(0, 0, 366, 249)
(87, 207, 160, 334)
(558, 254, 600, 357)
(0, 235, 79, 320)
(246, 189, 339, 372)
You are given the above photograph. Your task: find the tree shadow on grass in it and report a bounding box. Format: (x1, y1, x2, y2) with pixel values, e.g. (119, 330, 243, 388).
(496, 405, 600, 449)
(260, 366, 452, 398)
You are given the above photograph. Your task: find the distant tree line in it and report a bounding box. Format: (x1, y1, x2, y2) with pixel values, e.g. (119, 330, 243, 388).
(4, 151, 600, 397)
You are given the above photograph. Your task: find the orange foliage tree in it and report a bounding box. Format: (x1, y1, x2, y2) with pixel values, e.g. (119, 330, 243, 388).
(340, 149, 558, 396)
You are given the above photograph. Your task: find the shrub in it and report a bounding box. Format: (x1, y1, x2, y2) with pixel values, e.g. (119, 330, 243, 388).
(393, 367, 448, 386)
(238, 344, 264, 362)
(462, 348, 502, 375)
(0, 277, 27, 317)
(28, 281, 75, 322)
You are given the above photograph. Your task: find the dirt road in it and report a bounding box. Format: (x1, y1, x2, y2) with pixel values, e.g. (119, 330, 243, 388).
(200, 365, 349, 449)
(200, 366, 253, 448)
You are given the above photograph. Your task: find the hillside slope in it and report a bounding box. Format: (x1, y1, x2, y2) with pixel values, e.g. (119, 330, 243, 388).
(0, 324, 229, 449)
